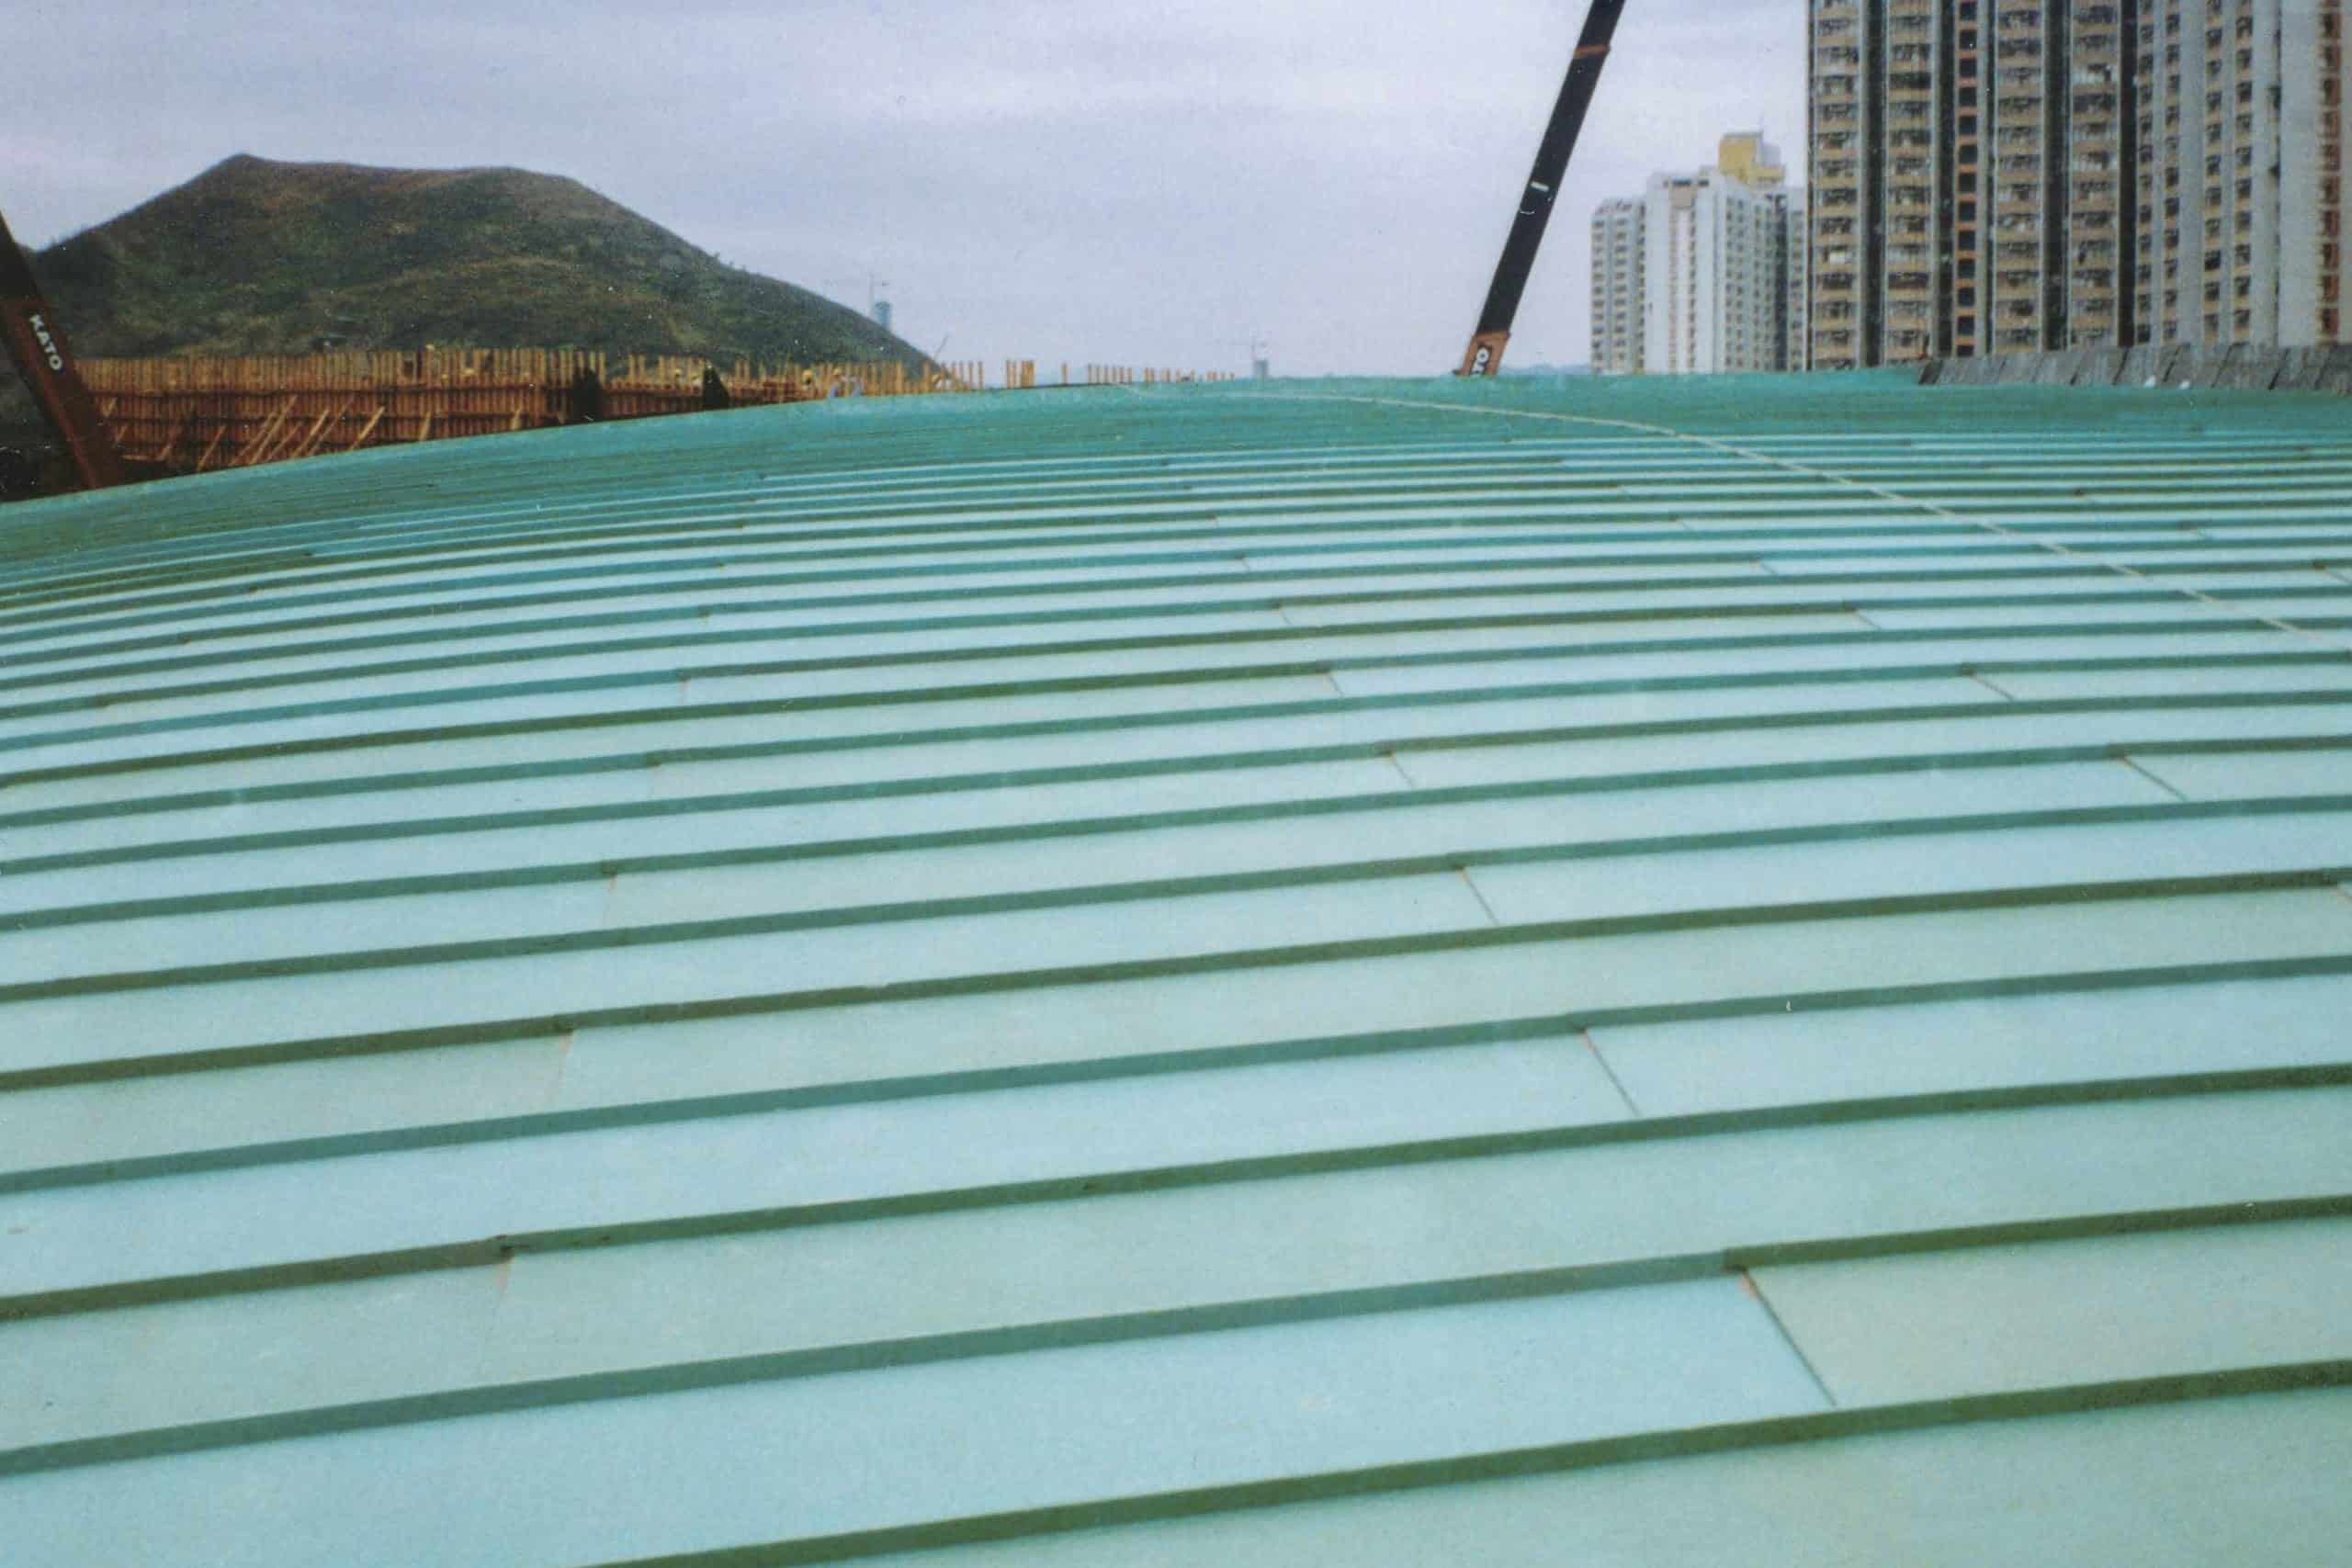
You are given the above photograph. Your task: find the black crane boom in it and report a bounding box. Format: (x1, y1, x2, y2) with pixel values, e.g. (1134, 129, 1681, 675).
(1456, 0, 1629, 377)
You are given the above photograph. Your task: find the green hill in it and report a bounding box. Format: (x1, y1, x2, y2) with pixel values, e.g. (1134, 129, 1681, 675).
(19, 153, 924, 366)
(2, 153, 931, 496)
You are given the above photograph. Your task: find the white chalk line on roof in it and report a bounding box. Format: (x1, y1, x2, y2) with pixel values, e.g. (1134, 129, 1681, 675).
(1238, 391, 2352, 658)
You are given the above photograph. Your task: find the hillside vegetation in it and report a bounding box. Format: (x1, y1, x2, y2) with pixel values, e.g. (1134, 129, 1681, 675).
(3, 153, 928, 496)
(22, 153, 922, 366)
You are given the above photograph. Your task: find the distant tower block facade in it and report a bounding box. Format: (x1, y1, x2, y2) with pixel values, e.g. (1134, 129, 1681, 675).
(1807, 0, 1871, 368)
(2133, 0, 2352, 345)
(1714, 132, 1809, 372)
(1645, 156, 1800, 374)
(1590, 135, 1803, 376)
(1804, 0, 2348, 362)
(1808, 0, 2075, 367)
(1590, 197, 1647, 373)
(1785, 191, 1812, 368)
(872, 299, 893, 333)
(1804, 0, 1951, 367)
(1967, 0, 2138, 357)
(2064, 0, 2132, 347)
(1717, 130, 1790, 188)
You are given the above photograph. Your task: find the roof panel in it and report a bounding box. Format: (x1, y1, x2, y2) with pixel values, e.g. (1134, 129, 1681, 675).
(3, 373, 2349, 1563)
(1754, 1219, 2352, 1404)
(846, 1391, 2352, 1567)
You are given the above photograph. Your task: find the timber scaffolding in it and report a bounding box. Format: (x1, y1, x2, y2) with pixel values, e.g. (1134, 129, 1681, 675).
(62, 348, 1233, 479)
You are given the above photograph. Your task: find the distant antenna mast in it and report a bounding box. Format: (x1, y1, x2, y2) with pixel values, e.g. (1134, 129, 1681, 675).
(827, 271, 894, 332)
(1454, 0, 1629, 377)
(1221, 335, 1273, 379)
(0, 204, 125, 491)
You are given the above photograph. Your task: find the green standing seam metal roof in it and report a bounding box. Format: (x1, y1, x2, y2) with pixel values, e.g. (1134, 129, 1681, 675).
(2, 370, 2350, 1564)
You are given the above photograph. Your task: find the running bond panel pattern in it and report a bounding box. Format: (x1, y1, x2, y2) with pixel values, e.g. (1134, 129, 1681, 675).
(1, 371, 2349, 1565)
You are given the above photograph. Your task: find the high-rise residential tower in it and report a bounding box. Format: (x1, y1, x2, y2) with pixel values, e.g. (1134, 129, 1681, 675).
(1589, 134, 1806, 375)
(1806, 0, 1978, 367)
(1645, 164, 1795, 373)
(1590, 197, 1647, 373)
(1813, 0, 2348, 363)
(2064, 0, 2133, 346)
(2133, 0, 2352, 345)
(1808, 0, 2140, 366)
(1804, 0, 1873, 368)
(1786, 192, 1813, 367)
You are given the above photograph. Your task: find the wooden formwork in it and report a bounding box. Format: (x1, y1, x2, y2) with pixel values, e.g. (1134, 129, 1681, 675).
(74, 348, 978, 476)
(65, 349, 1239, 480)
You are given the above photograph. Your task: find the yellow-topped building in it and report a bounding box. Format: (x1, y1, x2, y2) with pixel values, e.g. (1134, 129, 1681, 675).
(1717, 130, 1789, 188)
(1589, 131, 1807, 374)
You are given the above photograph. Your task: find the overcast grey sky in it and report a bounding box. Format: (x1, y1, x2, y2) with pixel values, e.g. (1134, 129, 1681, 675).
(12, 0, 1803, 376)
